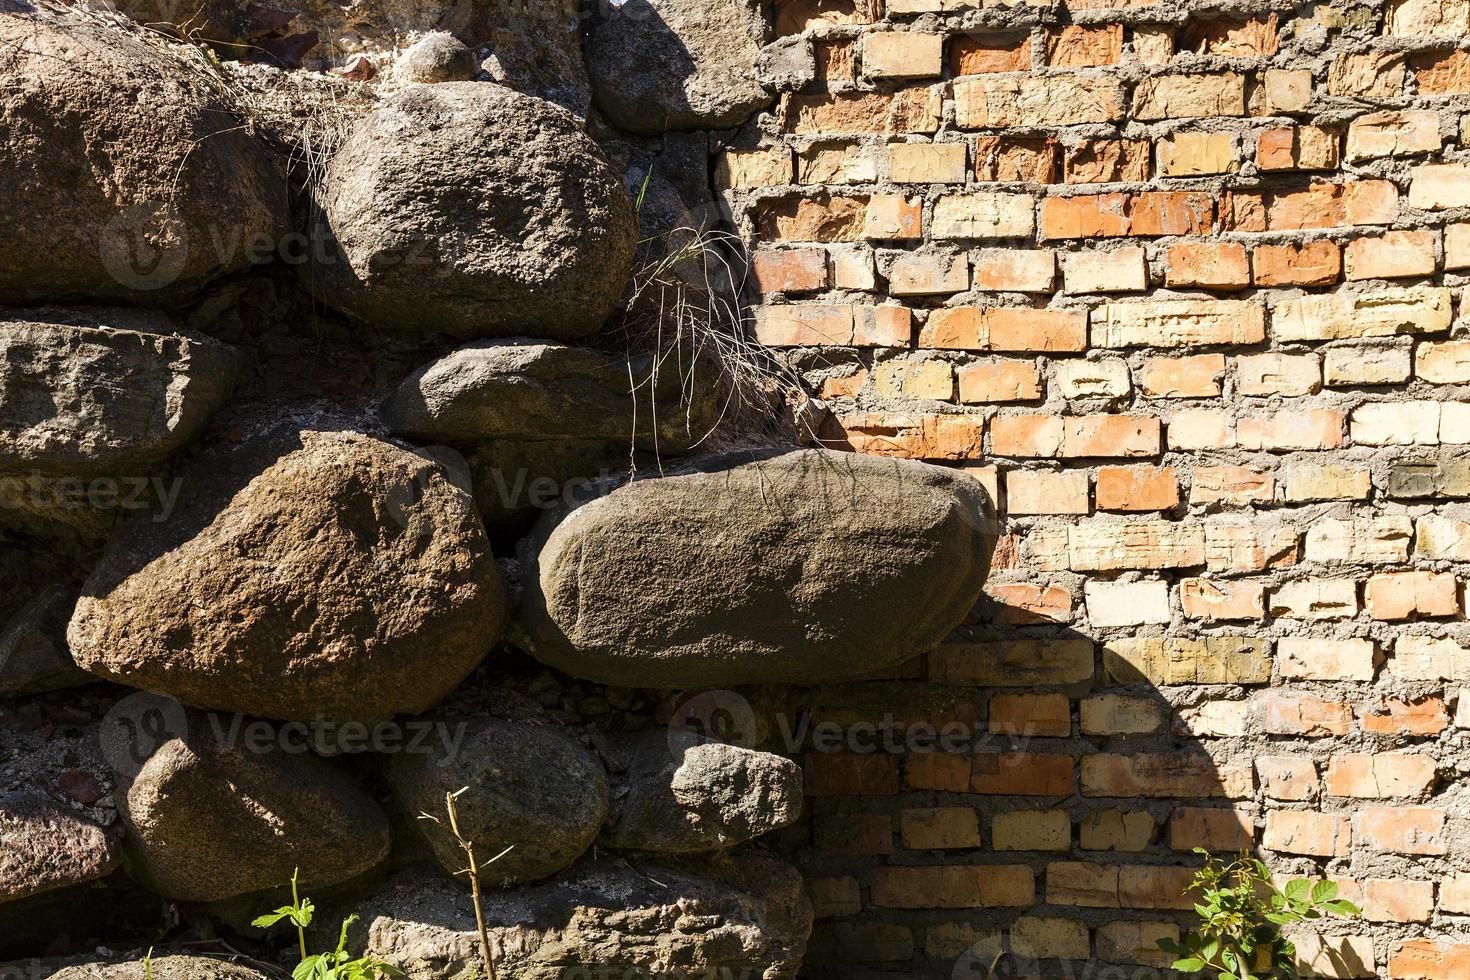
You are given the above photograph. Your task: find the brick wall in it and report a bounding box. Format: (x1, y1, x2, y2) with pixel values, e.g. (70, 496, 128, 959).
(717, 0, 1470, 975)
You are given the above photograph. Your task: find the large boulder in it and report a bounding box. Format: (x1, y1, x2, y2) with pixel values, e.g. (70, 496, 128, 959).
(0, 584, 89, 698)
(585, 0, 772, 133)
(518, 449, 996, 687)
(386, 717, 608, 887)
(603, 733, 803, 854)
(0, 792, 118, 904)
(118, 724, 390, 902)
(48, 955, 274, 980)
(304, 83, 635, 341)
(0, 309, 239, 475)
(0, 6, 288, 305)
(381, 341, 719, 453)
(68, 427, 506, 721)
(332, 854, 811, 979)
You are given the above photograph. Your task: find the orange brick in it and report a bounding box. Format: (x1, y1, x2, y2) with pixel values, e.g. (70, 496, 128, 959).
(1236, 409, 1344, 451)
(1364, 571, 1460, 620)
(950, 32, 1030, 75)
(1165, 242, 1250, 289)
(973, 136, 1058, 183)
(1189, 466, 1274, 507)
(871, 865, 1035, 909)
(1414, 49, 1470, 95)
(1251, 241, 1342, 286)
(971, 752, 1074, 795)
(971, 249, 1055, 292)
(992, 415, 1064, 458)
(1264, 810, 1351, 857)
(986, 583, 1075, 625)
(1257, 756, 1318, 801)
(1360, 697, 1448, 737)
(814, 39, 855, 85)
(1222, 180, 1399, 232)
(1061, 415, 1162, 458)
(1080, 753, 1229, 798)
(1179, 577, 1266, 621)
(1359, 806, 1446, 855)
(760, 196, 868, 242)
(784, 88, 942, 136)
(989, 693, 1071, 737)
(1047, 862, 1120, 908)
(1139, 354, 1225, 398)
(1046, 24, 1123, 67)
(1095, 466, 1179, 511)
(906, 752, 970, 792)
(1039, 193, 1130, 239)
(1129, 191, 1214, 236)
(1181, 14, 1279, 56)
(1345, 230, 1438, 281)
(1255, 125, 1341, 171)
(1169, 807, 1253, 851)
(900, 807, 982, 850)
(1325, 753, 1436, 799)
(1119, 866, 1200, 911)
(752, 248, 830, 293)
(919, 308, 1087, 353)
(823, 412, 984, 460)
(957, 360, 1043, 403)
(815, 812, 893, 856)
(1263, 694, 1352, 736)
(1390, 940, 1470, 979)
(1063, 140, 1150, 184)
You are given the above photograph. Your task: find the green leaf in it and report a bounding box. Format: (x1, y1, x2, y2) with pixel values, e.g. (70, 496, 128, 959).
(251, 910, 290, 928)
(1310, 880, 1338, 903)
(1173, 957, 1208, 971)
(1284, 880, 1310, 902)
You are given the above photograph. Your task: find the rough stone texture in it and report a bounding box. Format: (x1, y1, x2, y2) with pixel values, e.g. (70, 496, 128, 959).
(387, 717, 608, 887)
(68, 427, 505, 721)
(333, 854, 811, 980)
(0, 309, 239, 476)
(0, 5, 288, 305)
(464, 438, 629, 537)
(113, 0, 588, 112)
(118, 725, 390, 902)
(0, 584, 88, 698)
(304, 83, 635, 341)
(603, 733, 804, 853)
(48, 956, 273, 980)
(0, 792, 118, 904)
(518, 448, 996, 687)
(584, 0, 772, 133)
(395, 31, 475, 83)
(381, 341, 719, 453)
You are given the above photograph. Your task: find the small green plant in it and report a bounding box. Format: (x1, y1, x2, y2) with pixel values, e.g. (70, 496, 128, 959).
(1158, 849, 1361, 979)
(252, 868, 403, 980)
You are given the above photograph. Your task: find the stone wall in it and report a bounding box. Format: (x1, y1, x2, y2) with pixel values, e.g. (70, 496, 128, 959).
(723, 0, 1470, 976)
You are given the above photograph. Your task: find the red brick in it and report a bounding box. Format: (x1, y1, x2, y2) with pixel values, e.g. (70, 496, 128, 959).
(806, 753, 902, 795)
(1139, 354, 1225, 398)
(957, 360, 1042, 404)
(1222, 181, 1399, 232)
(1264, 810, 1351, 857)
(989, 693, 1071, 737)
(1360, 806, 1446, 854)
(1390, 939, 1470, 979)
(752, 248, 830, 293)
(1169, 807, 1253, 851)
(1046, 24, 1123, 67)
(1081, 753, 1232, 798)
(1061, 415, 1162, 458)
(950, 32, 1030, 75)
(1063, 140, 1150, 184)
(1179, 577, 1266, 621)
(1263, 694, 1353, 736)
(815, 813, 893, 856)
(986, 583, 1074, 625)
(973, 136, 1058, 183)
(1325, 753, 1436, 798)
(871, 865, 1035, 909)
(1365, 571, 1461, 620)
(1360, 697, 1449, 737)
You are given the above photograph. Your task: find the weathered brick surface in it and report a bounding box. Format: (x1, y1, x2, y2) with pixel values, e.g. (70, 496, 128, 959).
(738, 1, 1470, 971)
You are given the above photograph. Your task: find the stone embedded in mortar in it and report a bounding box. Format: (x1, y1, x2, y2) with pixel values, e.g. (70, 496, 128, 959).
(0, 309, 239, 476)
(303, 83, 636, 341)
(0, 7, 288, 305)
(584, 0, 772, 134)
(386, 717, 608, 887)
(381, 340, 719, 453)
(602, 733, 803, 854)
(0, 791, 118, 905)
(517, 448, 997, 688)
(48, 955, 274, 980)
(327, 853, 812, 980)
(67, 426, 506, 721)
(116, 724, 390, 902)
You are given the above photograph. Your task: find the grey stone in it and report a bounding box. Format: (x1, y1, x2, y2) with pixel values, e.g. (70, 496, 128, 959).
(386, 717, 608, 887)
(68, 427, 506, 722)
(48, 955, 273, 980)
(381, 341, 718, 453)
(0, 791, 118, 905)
(329, 854, 812, 980)
(0, 585, 89, 698)
(585, 0, 772, 133)
(756, 35, 817, 93)
(0, 6, 288, 305)
(117, 725, 390, 902)
(518, 449, 996, 687)
(603, 733, 803, 853)
(304, 83, 635, 341)
(1387, 458, 1470, 498)
(0, 309, 239, 476)
(395, 31, 476, 83)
